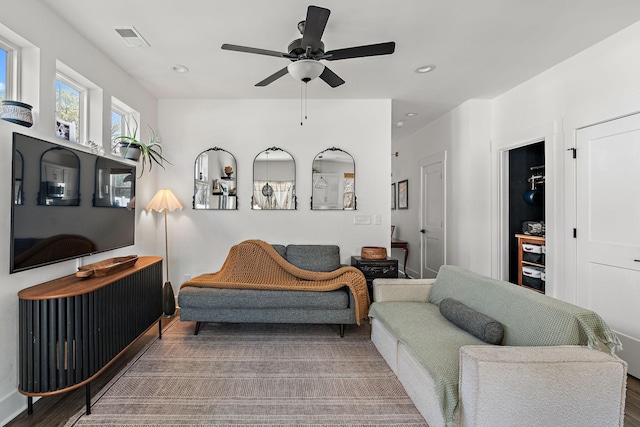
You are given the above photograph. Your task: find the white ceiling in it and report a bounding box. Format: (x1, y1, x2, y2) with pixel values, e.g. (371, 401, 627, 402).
(40, 0, 640, 141)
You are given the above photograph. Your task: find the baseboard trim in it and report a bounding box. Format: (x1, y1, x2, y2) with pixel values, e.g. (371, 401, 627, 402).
(0, 388, 33, 426)
(406, 267, 420, 278)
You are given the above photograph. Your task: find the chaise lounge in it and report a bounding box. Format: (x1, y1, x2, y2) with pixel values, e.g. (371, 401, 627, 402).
(178, 240, 370, 336)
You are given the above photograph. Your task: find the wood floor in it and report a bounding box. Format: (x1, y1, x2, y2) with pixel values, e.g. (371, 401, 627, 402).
(629, 375, 640, 427)
(6, 315, 640, 426)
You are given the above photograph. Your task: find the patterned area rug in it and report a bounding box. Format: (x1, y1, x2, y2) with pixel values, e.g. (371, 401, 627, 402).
(65, 321, 428, 426)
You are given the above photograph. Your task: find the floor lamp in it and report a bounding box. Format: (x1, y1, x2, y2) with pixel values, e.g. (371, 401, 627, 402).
(146, 189, 183, 317)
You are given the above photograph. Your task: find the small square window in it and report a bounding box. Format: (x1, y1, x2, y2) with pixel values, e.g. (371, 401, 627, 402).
(0, 38, 18, 102)
(111, 97, 138, 154)
(0, 47, 7, 101)
(111, 110, 124, 141)
(55, 77, 82, 142)
(0, 33, 24, 104)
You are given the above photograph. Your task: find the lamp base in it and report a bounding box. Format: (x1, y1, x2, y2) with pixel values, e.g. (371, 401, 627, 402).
(162, 281, 176, 317)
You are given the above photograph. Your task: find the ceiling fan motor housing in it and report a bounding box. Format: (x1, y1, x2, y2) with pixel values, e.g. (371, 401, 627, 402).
(288, 38, 324, 59)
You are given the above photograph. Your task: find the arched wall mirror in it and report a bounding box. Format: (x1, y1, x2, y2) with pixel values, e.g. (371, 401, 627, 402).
(311, 147, 356, 210)
(252, 147, 296, 210)
(193, 147, 237, 209)
(94, 157, 135, 208)
(39, 147, 80, 206)
(14, 150, 23, 205)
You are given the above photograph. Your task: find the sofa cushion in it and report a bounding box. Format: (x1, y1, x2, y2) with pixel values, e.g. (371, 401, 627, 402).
(179, 286, 350, 310)
(440, 298, 504, 345)
(369, 301, 486, 425)
(285, 244, 341, 272)
(428, 265, 620, 351)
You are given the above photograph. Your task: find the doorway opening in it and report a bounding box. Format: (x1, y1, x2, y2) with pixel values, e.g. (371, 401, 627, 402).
(507, 141, 545, 286)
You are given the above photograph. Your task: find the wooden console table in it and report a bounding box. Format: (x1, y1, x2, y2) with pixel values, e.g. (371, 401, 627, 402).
(17, 256, 163, 415)
(391, 239, 409, 276)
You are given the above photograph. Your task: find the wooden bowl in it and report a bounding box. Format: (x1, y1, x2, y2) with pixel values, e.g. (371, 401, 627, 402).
(361, 246, 387, 260)
(76, 255, 138, 278)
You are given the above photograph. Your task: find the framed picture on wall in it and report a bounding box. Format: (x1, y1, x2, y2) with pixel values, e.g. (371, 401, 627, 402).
(391, 183, 396, 210)
(398, 179, 408, 209)
(55, 117, 76, 142)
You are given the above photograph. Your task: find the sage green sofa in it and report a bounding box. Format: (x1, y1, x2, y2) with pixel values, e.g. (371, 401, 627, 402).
(369, 265, 628, 427)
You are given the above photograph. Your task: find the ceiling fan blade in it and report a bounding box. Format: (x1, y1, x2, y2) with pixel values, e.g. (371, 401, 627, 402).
(301, 6, 330, 53)
(319, 66, 345, 88)
(255, 67, 289, 87)
(222, 43, 293, 59)
(324, 41, 396, 61)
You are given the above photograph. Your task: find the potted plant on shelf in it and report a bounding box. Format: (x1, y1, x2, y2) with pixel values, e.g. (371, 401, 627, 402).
(113, 118, 171, 176)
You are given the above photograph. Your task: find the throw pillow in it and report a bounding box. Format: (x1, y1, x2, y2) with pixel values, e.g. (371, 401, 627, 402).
(440, 298, 504, 345)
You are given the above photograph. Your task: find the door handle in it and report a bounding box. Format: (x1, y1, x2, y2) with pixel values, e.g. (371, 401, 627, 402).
(420, 229, 425, 233)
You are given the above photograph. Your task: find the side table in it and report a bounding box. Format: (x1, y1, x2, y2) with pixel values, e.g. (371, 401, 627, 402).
(351, 256, 398, 299)
(391, 239, 409, 277)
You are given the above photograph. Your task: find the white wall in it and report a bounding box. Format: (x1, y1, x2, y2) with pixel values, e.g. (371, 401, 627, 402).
(393, 19, 640, 305)
(157, 99, 392, 289)
(391, 100, 492, 278)
(491, 19, 640, 302)
(0, 3, 158, 423)
(0, 6, 391, 422)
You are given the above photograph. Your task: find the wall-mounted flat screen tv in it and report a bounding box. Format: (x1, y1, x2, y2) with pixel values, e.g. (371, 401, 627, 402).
(10, 132, 136, 273)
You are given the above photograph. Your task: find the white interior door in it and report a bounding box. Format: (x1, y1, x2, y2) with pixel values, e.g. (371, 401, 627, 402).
(576, 113, 640, 377)
(420, 153, 446, 278)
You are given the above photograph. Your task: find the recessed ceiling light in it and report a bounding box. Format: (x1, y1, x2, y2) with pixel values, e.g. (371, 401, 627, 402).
(171, 65, 189, 73)
(405, 112, 418, 117)
(415, 65, 435, 74)
(396, 121, 404, 128)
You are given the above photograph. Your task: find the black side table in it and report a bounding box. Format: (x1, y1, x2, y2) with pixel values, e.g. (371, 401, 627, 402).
(351, 256, 398, 299)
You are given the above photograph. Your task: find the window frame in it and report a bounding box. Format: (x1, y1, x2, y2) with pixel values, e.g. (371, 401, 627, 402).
(0, 37, 20, 101)
(111, 97, 138, 154)
(55, 71, 87, 144)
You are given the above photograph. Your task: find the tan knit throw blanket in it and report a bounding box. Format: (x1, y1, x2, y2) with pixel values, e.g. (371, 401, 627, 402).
(181, 240, 370, 324)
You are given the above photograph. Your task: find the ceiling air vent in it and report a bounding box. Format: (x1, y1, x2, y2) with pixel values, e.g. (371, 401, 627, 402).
(114, 26, 150, 48)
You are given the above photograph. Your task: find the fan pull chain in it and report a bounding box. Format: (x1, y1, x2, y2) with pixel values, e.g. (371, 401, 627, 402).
(300, 81, 304, 126)
(299, 81, 311, 126)
(305, 83, 308, 121)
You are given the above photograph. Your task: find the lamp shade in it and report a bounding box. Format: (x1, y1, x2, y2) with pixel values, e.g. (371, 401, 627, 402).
(146, 189, 184, 212)
(288, 59, 325, 82)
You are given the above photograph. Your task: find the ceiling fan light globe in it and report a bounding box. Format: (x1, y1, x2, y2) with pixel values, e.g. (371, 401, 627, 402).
(288, 60, 325, 82)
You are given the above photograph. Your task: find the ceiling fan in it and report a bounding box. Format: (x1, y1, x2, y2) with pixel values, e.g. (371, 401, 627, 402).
(221, 5, 396, 88)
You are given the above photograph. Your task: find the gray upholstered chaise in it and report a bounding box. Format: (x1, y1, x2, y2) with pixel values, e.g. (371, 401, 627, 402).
(178, 244, 359, 336)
